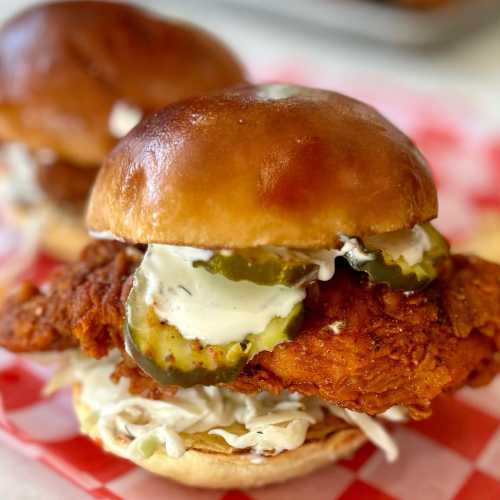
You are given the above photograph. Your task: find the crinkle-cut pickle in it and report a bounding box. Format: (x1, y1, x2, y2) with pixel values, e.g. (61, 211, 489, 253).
(125, 275, 304, 387)
(193, 248, 317, 286)
(195, 224, 449, 291)
(345, 223, 449, 291)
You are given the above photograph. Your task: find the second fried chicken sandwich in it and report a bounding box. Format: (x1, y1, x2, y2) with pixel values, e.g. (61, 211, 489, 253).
(0, 1, 245, 260)
(2, 84, 500, 489)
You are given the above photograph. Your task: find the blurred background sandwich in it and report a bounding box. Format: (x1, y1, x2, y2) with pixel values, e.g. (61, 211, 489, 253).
(0, 1, 246, 261)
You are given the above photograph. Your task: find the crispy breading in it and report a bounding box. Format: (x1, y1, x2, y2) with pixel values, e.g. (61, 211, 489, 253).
(231, 257, 500, 418)
(0, 241, 139, 356)
(0, 241, 499, 417)
(110, 353, 178, 399)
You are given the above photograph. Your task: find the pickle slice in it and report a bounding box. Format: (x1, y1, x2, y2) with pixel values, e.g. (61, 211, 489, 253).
(193, 249, 317, 286)
(344, 224, 449, 291)
(125, 274, 304, 387)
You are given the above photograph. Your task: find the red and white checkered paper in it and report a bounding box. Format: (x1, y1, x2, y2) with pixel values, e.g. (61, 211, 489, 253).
(0, 68, 499, 500)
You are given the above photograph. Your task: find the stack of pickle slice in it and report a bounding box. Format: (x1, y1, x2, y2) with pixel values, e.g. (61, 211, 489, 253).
(126, 224, 449, 387)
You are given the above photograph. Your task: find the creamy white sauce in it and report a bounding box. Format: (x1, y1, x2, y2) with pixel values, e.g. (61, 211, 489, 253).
(164, 244, 213, 264)
(270, 247, 339, 282)
(0, 142, 45, 203)
(108, 101, 143, 138)
(365, 225, 431, 266)
(272, 238, 374, 282)
(313, 239, 374, 280)
(139, 245, 305, 345)
(57, 352, 399, 461)
(129, 225, 430, 347)
(339, 237, 376, 266)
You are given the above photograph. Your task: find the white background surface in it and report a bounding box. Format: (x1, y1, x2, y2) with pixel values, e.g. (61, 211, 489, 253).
(0, 1, 499, 498)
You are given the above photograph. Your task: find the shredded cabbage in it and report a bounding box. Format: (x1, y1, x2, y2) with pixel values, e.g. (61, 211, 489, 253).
(54, 352, 402, 462)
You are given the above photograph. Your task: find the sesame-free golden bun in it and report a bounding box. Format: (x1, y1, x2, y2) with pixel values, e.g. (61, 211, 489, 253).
(73, 385, 366, 489)
(0, 1, 246, 166)
(87, 83, 438, 249)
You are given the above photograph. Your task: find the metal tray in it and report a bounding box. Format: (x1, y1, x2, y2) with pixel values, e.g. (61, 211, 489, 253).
(214, 0, 500, 46)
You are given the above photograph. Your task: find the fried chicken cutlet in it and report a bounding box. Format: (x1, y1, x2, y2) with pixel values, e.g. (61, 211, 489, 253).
(1, 240, 499, 417)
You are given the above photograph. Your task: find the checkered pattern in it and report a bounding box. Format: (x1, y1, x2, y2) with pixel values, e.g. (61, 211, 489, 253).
(0, 69, 499, 499)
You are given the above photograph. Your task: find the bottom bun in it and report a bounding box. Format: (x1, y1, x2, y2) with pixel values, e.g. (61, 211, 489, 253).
(73, 386, 366, 490)
(3, 201, 90, 262)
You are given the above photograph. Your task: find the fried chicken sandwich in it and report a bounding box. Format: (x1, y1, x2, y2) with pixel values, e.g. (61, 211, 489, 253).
(1, 84, 499, 489)
(0, 1, 245, 260)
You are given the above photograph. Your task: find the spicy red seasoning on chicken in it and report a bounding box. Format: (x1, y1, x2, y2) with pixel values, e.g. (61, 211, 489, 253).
(1, 84, 499, 489)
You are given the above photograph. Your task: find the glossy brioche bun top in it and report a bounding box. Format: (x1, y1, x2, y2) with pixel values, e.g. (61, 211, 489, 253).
(87, 84, 438, 249)
(0, 1, 245, 165)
